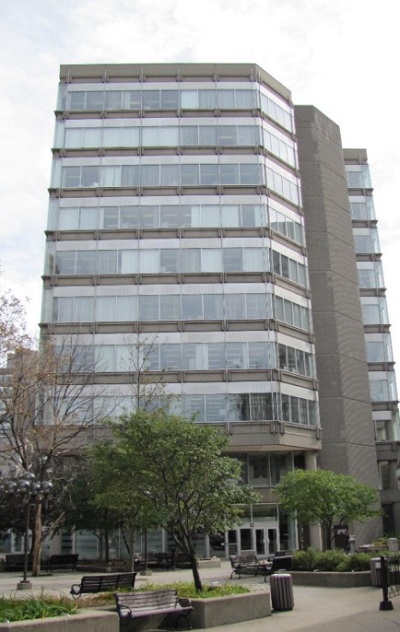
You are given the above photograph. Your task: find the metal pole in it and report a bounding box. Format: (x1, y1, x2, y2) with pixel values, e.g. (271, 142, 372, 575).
(22, 500, 30, 583)
(379, 555, 393, 611)
(17, 498, 32, 590)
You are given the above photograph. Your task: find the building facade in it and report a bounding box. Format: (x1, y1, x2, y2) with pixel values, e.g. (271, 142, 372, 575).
(38, 63, 399, 558)
(344, 148, 400, 533)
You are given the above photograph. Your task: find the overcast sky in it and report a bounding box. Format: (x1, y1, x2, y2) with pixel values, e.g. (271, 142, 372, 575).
(1, 0, 399, 359)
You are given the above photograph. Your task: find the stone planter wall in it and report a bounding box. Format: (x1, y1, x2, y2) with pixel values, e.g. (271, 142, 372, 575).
(287, 570, 372, 587)
(189, 591, 271, 629)
(0, 610, 118, 632)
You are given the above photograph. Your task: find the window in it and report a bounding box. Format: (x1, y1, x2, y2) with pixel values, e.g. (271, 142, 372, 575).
(160, 295, 180, 320)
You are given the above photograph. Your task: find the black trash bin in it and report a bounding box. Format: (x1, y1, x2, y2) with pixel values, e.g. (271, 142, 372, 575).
(270, 573, 294, 611)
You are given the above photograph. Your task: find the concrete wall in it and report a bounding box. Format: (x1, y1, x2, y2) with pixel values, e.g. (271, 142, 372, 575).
(295, 105, 382, 544)
(0, 611, 118, 632)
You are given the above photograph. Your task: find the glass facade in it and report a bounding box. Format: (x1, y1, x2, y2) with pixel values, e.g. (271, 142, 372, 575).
(41, 63, 325, 557)
(345, 157, 399, 443)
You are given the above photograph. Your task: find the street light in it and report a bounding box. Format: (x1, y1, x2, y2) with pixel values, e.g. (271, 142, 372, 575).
(0, 471, 53, 590)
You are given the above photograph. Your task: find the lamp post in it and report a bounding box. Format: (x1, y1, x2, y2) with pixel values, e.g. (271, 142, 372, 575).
(0, 472, 52, 590)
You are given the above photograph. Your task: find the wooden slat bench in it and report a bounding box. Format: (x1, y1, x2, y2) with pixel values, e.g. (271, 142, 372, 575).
(5, 554, 33, 572)
(115, 589, 193, 629)
(229, 552, 260, 578)
(70, 572, 137, 597)
(46, 554, 79, 571)
(259, 555, 293, 582)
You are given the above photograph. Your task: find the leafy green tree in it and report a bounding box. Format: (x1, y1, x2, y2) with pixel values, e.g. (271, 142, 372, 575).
(90, 410, 259, 590)
(85, 443, 159, 570)
(274, 469, 381, 550)
(57, 458, 124, 563)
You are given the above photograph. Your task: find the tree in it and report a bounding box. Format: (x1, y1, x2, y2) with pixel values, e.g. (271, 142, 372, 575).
(274, 469, 381, 550)
(59, 457, 124, 563)
(0, 273, 33, 365)
(0, 333, 109, 575)
(90, 409, 259, 591)
(124, 332, 170, 411)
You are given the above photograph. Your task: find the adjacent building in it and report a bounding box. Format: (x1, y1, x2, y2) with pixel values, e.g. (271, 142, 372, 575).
(38, 63, 398, 558)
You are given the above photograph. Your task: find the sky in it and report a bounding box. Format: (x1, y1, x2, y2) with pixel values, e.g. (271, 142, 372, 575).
(1, 0, 399, 358)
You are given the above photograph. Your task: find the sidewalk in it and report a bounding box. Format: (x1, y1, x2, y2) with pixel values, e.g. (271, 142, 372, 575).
(0, 561, 400, 631)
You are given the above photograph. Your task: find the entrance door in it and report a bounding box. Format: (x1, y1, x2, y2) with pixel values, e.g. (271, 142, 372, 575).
(268, 528, 278, 554)
(255, 529, 266, 555)
(240, 528, 252, 551)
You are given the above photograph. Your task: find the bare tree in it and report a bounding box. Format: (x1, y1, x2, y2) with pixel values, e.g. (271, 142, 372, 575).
(0, 272, 33, 365)
(123, 331, 177, 413)
(0, 333, 108, 575)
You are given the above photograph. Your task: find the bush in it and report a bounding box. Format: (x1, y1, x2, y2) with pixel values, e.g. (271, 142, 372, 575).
(0, 596, 77, 622)
(292, 547, 374, 572)
(314, 550, 346, 571)
(336, 553, 372, 572)
(291, 548, 318, 570)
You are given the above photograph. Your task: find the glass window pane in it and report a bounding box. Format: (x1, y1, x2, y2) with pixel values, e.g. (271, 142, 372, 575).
(96, 296, 116, 321)
(86, 92, 104, 109)
(182, 295, 202, 320)
(139, 296, 159, 320)
(181, 165, 199, 185)
(182, 344, 204, 370)
(204, 294, 223, 319)
(160, 249, 179, 273)
(160, 295, 180, 320)
(225, 295, 245, 319)
(121, 206, 139, 228)
(206, 394, 226, 421)
(76, 251, 96, 274)
(160, 344, 181, 369)
(142, 90, 160, 110)
(223, 248, 242, 272)
(117, 296, 137, 321)
(248, 342, 269, 368)
(207, 343, 225, 369)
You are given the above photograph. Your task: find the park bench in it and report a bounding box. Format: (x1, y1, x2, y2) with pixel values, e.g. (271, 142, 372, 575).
(115, 588, 193, 629)
(70, 572, 137, 597)
(5, 554, 32, 572)
(229, 551, 260, 578)
(46, 554, 79, 571)
(146, 551, 174, 569)
(259, 554, 293, 581)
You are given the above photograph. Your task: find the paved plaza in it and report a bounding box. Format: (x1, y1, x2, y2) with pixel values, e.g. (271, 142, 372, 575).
(1, 561, 400, 631)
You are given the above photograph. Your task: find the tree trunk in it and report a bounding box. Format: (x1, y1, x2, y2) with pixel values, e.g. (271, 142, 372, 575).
(189, 551, 202, 591)
(104, 522, 110, 563)
(129, 528, 136, 571)
(32, 502, 42, 576)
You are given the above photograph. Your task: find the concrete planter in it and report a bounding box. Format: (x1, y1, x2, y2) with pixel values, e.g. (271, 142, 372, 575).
(189, 591, 271, 629)
(0, 593, 271, 631)
(0, 610, 119, 632)
(287, 570, 371, 587)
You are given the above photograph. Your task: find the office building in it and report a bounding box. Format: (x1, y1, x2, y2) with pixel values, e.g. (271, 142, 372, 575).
(39, 63, 398, 557)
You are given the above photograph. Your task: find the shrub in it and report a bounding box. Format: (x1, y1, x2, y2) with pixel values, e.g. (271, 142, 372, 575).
(292, 548, 374, 572)
(0, 596, 77, 623)
(291, 548, 318, 570)
(313, 550, 346, 571)
(336, 553, 373, 572)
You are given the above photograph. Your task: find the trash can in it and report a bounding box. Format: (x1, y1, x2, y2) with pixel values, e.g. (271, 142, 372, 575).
(270, 573, 294, 611)
(370, 557, 383, 587)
